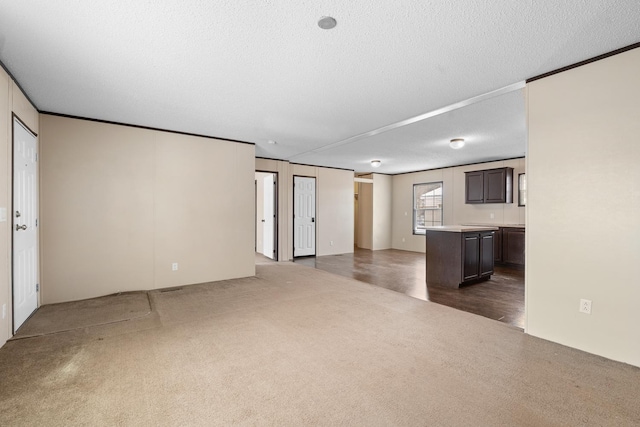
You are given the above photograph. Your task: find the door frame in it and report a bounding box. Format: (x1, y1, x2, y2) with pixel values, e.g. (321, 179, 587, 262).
(292, 175, 316, 258)
(11, 113, 39, 333)
(255, 170, 278, 261)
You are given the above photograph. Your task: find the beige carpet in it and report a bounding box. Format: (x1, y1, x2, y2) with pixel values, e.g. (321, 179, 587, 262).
(0, 262, 638, 426)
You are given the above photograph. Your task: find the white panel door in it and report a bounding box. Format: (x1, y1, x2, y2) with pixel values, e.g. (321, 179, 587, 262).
(263, 174, 275, 259)
(13, 118, 38, 332)
(294, 176, 315, 257)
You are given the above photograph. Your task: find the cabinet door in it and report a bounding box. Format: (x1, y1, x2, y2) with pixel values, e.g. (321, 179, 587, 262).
(494, 228, 502, 262)
(462, 233, 480, 281)
(465, 171, 484, 204)
(480, 231, 495, 277)
(503, 228, 525, 265)
(484, 169, 507, 203)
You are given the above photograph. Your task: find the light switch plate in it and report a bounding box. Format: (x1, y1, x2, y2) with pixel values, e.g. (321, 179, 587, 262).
(0, 208, 6, 222)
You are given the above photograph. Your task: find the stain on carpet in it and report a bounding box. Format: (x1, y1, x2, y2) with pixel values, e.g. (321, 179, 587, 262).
(13, 292, 151, 338)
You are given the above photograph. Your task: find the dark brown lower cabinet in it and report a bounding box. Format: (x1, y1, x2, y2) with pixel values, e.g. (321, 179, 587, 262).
(463, 233, 481, 281)
(463, 232, 495, 281)
(495, 227, 525, 267)
(494, 228, 503, 262)
(426, 229, 495, 288)
(480, 232, 495, 276)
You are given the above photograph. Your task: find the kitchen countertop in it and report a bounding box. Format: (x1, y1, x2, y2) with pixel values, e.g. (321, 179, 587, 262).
(423, 225, 499, 233)
(462, 223, 526, 228)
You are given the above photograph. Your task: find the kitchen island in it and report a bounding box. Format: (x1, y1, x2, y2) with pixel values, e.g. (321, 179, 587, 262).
(425, 226, 499, 288)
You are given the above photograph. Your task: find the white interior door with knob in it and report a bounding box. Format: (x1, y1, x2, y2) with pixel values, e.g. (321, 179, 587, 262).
(13, 118, 38, 332)
(262, 174, 276, 259)
(294, 176, 315, 257)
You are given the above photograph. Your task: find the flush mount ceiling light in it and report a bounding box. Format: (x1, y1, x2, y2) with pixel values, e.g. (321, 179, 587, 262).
(267, 140, 277, 145)
(318, 16, 337, 30)
(371, 160, 382, 168)
(449, 138, 465, 149)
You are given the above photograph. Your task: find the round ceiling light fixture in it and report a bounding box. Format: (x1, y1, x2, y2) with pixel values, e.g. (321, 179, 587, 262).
(318, 16, 337, 30)
(449, 138, 465, 149)
(371, 160, 382, 168)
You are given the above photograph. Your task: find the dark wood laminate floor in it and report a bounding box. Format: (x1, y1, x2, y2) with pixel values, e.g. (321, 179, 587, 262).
(294, 248, 525, 329)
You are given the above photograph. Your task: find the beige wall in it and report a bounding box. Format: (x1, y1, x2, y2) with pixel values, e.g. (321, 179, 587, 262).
(391, 158, 525, 252)
(11, 82, 39, 134)
(0, 71, 40, 347)
(353, 182, 359, 245)
(526, 48, 640, 367)
(355, 174, 391, 250)
(0, 69, 10, 347)
(356, 182, 373, 249)
(372, 174, 392, 250)
(317, 167, 355, 255)
(255, 158, 354, 259)
(40, 115, 255, 303)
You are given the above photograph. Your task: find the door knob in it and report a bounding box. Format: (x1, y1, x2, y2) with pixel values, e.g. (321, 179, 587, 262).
(15, 224, 27, 231)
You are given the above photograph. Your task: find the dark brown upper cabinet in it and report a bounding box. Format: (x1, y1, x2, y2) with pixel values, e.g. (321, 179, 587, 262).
(465, 167, 513, 204)
(465, 171, 485, 203)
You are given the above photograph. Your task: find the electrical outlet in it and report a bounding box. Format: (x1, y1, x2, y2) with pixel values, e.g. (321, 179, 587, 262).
(330, 240, 334, 246)
(402, 237, 405, 242)
(490, 213, 495, 219)
(172, 263, 178, 271)
(579, 299, 592, 314)
(404, 211, 408, 216)
(2, 304, 5, 319)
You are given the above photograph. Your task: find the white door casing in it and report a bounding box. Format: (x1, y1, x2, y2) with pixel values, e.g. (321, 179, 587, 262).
(263, 174, 275, 259)
(13, 118, 38, 332)
(294, 176, 315, 257)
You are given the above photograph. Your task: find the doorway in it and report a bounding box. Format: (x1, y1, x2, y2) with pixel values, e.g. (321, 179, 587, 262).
(293, 176, 316, 257)
(255, 171, 277, 261)
(12, 116, 39, 332)
(354, 180, 373, 249)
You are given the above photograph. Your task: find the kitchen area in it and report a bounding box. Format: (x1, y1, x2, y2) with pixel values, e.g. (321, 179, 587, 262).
(302, 158, 527, 329)
(424, 165, 525, 287)
(422, 164, 525, 327)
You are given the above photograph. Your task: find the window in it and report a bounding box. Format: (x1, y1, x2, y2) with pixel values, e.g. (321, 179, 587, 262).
(518, 173, 527, 206)
(413, 182, 443, 234)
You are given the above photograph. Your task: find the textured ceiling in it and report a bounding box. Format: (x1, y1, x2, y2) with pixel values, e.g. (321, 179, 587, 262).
(0, 1, 638, 173)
